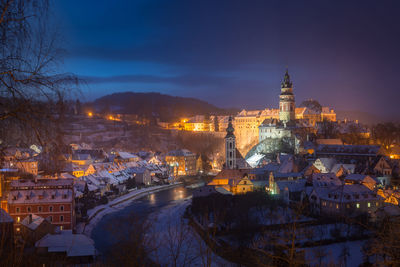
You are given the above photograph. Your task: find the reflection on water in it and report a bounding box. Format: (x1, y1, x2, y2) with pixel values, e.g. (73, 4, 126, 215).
(91, 186, 191, 254)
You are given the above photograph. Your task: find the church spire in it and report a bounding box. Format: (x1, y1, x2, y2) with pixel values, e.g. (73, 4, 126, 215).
(225, 116, 236, 169)
(281, 68, 293, 88)
(226, 116, 234, 137)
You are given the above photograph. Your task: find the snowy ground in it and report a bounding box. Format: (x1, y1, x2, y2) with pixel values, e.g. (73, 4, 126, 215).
(147, 197, 235, 267)
(81, 183, 182, 236)
(304, 240, 366, 266)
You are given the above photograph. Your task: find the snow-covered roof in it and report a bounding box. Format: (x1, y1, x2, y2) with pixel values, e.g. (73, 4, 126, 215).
(246, 153, 266, 168)
(309, 173, 342, 187)
(117, 152, 138, 160)
(331, 164, 355, 174)
(35, 231, 96, 257)
(21, 214, 49, 231)
(215, 187, 233, 195)
(276, 179, 307, 192)
(317, 184, 382, 203)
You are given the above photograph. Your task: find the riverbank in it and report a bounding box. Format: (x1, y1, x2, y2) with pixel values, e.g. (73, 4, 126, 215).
(79, 183, 183, 236)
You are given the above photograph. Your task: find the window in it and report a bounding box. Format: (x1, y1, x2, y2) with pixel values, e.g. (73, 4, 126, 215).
(368, 202, 371, 208)
(49, 216, 52, 222)
(376, 202, 379, 207)
(16, 227, 20, 232)
(27, 207, 31, 212)
(356, 203, 360, 209)
(336, 204, 339, 209)
(60, 205, 64, 211)
(346, 204, 350, 208)
(49, 206, 53, 212)
(17, 217, 20, 223)
(16, 207, 20, 213)
(60, 226, 63, 230)
(60, 215, 64, 222)
(38, 206, 42, 212)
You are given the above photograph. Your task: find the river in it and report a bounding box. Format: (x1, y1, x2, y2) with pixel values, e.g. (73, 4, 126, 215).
(91, 185, 192, 254)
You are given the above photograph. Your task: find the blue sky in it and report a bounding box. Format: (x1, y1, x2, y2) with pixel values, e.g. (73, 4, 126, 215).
(53, 0, 400, 118)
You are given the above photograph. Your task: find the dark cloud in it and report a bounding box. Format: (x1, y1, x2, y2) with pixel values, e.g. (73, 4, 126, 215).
(55, 0, 400, 118)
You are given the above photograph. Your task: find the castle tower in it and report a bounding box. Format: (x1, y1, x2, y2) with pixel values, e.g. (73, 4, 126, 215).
(279, 69, 295, 123)
(225, 116, 236, 169)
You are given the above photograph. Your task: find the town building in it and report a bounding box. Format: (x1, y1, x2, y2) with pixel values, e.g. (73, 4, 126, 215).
(20, 214, 56, 246)
(165, 149, 197, 176)
(7, 178, 75, 232)
(207, 117, 252, 194)
(309, 184, 383, 216)
(35, 230, 96, 264)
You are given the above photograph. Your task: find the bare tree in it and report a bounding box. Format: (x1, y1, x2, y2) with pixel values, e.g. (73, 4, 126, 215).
(0, 0, 78, 173)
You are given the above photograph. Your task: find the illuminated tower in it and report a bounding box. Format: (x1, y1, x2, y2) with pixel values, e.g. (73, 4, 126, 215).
(225, 116, 236, 169)
(279, 69, 295, 123)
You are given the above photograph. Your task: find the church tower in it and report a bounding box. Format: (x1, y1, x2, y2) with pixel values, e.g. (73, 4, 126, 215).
(279, 69, 295, 123)
(225, 116, 236, 169)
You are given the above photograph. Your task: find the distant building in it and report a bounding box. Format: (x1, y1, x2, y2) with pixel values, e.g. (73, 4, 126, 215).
(309, 184, 383, 217)
(315, 144, 381, 163)
(165, 149, 197, 176)
(129, 167, 151, 185)
(8, 178, 75, 232)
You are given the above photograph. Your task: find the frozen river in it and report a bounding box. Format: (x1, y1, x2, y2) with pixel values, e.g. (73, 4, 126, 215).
(91, 185, 192, 254)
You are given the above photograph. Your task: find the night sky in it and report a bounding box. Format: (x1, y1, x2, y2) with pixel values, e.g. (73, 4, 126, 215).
(54, 0, 400, 119)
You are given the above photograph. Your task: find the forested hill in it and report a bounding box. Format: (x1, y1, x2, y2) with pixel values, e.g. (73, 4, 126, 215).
(89, 92, 237, 121)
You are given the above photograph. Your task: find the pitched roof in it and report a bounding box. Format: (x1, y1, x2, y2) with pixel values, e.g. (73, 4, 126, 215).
(21, 214, 49, 231)
(0, 208, 13, 223)
(35, 231, 96, 257)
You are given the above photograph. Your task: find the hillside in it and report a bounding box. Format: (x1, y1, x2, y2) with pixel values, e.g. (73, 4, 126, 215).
(88, 92, 236, 122)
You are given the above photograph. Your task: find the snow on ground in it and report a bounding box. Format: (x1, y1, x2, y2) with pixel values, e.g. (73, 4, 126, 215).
(304, 240, 366, 266)
(82, 183, 181, 236)
(147, 197, 235, 267)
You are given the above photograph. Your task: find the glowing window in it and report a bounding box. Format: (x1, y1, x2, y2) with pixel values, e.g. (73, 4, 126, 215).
(368, 203, 371, 208)
(356, 203, 360, 209)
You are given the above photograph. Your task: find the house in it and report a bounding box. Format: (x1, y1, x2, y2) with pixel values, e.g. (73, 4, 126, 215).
(309, 184, 383, 217)
(165, 149, 197, 176)
(192, 185, 233, 197)
(129, 167, 151, 185)
(331, 164, 355, 177)
(373, 157, 392, 177)
(35, 230, 96, 264)
(276, 179, 307, 203)
(7, 178, 75, 232)
(20, 214, 56, 246)
(70, 153, 92, 166)
(14, 159, 38, 176)
(207, 168, 250, 194)
(344, 174, 379, 190)
(307, 173, 342, 187)
(315, 144, 381, 163)
(115, 152, 140, 163)
(313, 158, 336, 173)
(236, 176, 254, 194)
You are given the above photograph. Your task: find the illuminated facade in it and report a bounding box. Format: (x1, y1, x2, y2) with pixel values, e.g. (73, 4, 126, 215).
(7, 179, 75, 232)
(165, 149, 197, 176)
